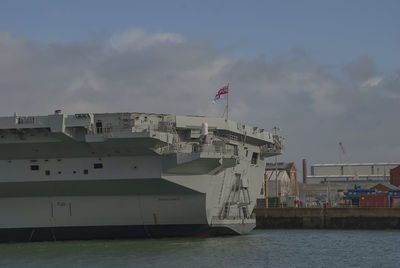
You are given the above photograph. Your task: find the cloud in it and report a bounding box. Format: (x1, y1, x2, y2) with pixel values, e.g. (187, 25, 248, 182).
(345, 56, 376, 81)
(0, 28, 399, 167)
(362, 77, 382, 87)
(108, 28, 184, 52)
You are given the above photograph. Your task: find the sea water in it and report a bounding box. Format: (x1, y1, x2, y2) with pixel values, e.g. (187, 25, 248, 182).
(0, 229, 399, 267)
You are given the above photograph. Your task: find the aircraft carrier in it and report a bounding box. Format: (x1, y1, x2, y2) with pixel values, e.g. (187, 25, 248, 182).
(0, 112, 283, 242)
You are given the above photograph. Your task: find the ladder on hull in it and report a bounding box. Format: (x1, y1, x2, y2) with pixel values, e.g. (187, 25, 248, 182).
(220, 173, 251, 220)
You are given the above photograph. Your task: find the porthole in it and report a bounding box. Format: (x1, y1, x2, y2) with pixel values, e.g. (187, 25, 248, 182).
(94, 163, 103, 169)
(30, 165, 39, 171)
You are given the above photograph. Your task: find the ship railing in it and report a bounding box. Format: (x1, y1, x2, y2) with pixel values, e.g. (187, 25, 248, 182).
(260, 138, 284, 156)
(200, 142, 235, 155)
(89, 123, 178, 135)
(88, 125, 133, 135)
(87, 123, 178, 139)
(157, 141, 235, 155)
(157, 121, 175, 133)
(200, 141, 235, 154)
(88, 125, 158, 136)
(156, 143, 192, 154)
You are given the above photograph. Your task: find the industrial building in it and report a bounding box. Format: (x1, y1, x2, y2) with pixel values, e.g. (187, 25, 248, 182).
(306, 162, 400, 184)
(261, 161, 400, 208)
(266, 171, 293, 198)
(266, 162, 297, 183)
(265, 162, 298, 198)
(298, 161, 400, 207)
(257, 162, 298, 208)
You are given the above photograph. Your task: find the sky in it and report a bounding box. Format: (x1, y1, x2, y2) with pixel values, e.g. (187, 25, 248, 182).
(0, 0, 399, 175)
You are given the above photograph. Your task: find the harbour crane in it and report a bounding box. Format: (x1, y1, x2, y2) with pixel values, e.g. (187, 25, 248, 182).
(338, 142, 359, 180)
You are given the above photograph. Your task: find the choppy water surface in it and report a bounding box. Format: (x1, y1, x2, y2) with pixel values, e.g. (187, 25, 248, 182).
(0, 229, 399, 267)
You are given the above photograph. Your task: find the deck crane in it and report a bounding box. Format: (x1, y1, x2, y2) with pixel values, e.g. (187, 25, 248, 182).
(338, 142, 359, 180)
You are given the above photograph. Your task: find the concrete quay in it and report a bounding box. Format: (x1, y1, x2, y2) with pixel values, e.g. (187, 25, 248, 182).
(255, 208, 400, 229)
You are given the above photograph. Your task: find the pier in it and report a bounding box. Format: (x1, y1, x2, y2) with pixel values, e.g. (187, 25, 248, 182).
(255, 208, 400, 229)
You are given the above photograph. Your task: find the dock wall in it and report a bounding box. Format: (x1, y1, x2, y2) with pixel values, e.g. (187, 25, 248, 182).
(255, 208, 400, 229)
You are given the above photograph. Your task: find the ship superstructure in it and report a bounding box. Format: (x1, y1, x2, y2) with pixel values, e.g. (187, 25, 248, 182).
(0, 112, 283, 242)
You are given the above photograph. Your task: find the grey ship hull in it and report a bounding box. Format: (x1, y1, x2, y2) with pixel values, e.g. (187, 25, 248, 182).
(0, 177, 233, 242)
(0, 112, 283, 242)
(0, 225, 235, 243)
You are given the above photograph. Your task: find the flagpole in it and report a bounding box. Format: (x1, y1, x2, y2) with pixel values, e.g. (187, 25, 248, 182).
(226, 87, 228, 121)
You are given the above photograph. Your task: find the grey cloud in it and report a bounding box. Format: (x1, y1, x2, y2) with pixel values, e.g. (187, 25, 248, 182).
(0, 29, 399, 168)
(345, 56, 376, 81)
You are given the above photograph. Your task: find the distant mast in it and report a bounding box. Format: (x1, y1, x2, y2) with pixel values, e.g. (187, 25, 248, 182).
(225, 83, 230, 121)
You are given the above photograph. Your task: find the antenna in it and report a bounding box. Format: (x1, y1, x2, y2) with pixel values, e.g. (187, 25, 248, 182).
(225, 83, 230, 121)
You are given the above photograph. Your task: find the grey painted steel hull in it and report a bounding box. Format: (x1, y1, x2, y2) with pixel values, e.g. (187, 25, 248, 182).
(0, 112, 284, 242)
(0, 225, 240, 243)
(0, 178, 244, 241)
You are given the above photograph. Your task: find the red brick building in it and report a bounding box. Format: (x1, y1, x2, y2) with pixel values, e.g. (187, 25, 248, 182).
(390, 165, 400, 187)
(371, 183, 399, 192)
